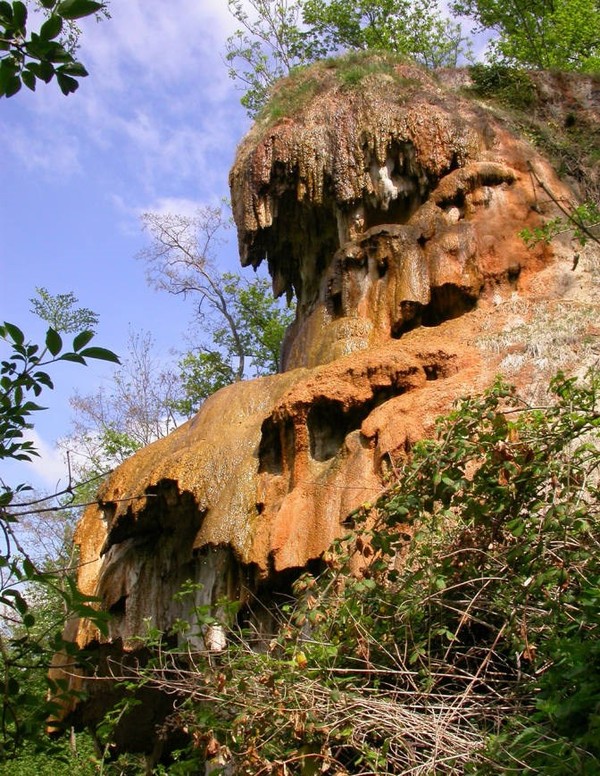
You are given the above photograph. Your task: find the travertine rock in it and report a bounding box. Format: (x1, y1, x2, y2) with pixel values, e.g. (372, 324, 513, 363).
(56, 63, 600, 732)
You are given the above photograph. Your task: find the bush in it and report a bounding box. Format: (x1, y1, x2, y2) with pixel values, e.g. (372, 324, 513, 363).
(105, 371, 600, 773)
(469, 63, 536, 109)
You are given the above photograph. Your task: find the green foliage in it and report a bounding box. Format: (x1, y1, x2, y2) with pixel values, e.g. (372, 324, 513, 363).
(29, 287, 99, 334)
(175, 350, 236, 417)
(0, 320, 118, 464)
(303, 0, 470, 68)
(0, 0, 106, 97)
(469, 62, 536, 109)
(520, 200, 600, 249)
(226, 0, 470, 116)
(4, 733, 97, 775)
(220, 272, 292, 376)
(227, 0, 600, 117)
(0, 316, 118, 761)
(453, 0, 600, 72)
(174, 273, 293, 414)
(123, 370, 600, 772)
(225, 0, 322, 117)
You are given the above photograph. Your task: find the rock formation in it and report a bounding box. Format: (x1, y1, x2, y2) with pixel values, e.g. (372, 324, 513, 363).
(54, 59, 600, 739)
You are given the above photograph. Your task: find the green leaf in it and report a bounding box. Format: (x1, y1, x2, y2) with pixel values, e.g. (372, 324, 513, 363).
(56, 0, 103, 20)
(11, 0, 27, 31)
(40, 14, 63, 40)
(78, 346, 120, 364)
(22, 556, 36, 577)
(506, 517, 525, 537)
(72, 329, 95, 351)
(45, 327, 63, 356)
(12, 591, 28, 615)
(0, 69, 20, 97)
(57, 60, 88, 77)
(58, 352, 86, 364)
(7, 677, 19, 695)
(2, 321, 25, 345)
(56, 71, 79, 95)
(34, 59, 55, 83)
(21, 68, 36, 91)
(0, 2, 13, 22)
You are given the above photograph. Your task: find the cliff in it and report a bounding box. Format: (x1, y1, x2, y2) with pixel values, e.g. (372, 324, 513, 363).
(53, 58, 600, 744)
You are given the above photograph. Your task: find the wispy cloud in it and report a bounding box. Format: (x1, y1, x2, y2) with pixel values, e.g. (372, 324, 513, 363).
(82, 0, 238, 91)
(137, 196, 210, 218)
(2, 0, 249, 195)
(3, 123, 82, 176)
(1, 430, 69, 493)
(28, 431, 70, 490)
(111, 193, 212, 236)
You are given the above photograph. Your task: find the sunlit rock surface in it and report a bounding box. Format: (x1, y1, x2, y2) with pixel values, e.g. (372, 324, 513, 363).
(230, 65, 598, 370)
(56, 63, 600, 728)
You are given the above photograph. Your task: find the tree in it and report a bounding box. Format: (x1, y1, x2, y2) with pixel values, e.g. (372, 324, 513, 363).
(30, 287, 99, 334)
(453, 0, 600, 71)
(60, 207, 293, 478)
(303, 0, 469, 68)
(65, 328, 182, 475)
(0, 0, 108, 98)
(226, 0, 471, 115)
(139, 206, 293, 413)
(225, 0, 320, 116)
(0, 315, 118, 760)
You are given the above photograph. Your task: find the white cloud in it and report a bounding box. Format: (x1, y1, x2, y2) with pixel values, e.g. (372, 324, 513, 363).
(110, 193, 213, 236)
(138, 196, 210, 218)
(3, 122, 82, 176)
(3, 430, 70, 493)
(2, 0, 250, 190)
(81, 0, 237, 95)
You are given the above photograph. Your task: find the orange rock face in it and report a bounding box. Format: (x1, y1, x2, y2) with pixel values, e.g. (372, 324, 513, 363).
(65, 65, 600, 665)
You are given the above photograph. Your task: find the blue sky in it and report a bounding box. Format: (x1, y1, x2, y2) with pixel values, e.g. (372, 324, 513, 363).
(1, 1, 253, 490)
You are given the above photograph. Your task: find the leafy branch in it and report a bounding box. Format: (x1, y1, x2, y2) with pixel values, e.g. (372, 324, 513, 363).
(0, 318, 118, 760)
(0, 0, 106, 97)
(520, 162, 600, 252)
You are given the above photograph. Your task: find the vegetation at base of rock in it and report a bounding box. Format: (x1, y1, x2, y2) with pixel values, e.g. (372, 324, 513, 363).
(98, 370, 600, 773)
(7, 737, 97, 775)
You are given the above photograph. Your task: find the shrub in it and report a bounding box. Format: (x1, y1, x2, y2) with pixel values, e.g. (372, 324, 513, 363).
(105, 371, 600, 773)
